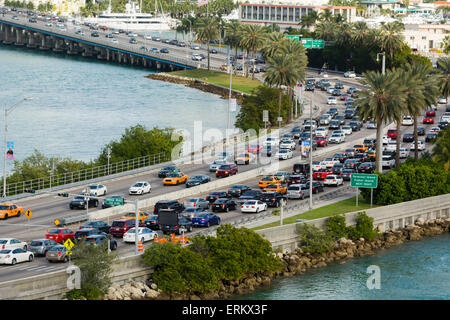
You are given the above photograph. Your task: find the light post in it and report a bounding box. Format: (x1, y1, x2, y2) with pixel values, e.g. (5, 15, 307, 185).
(309, 92, 313, 211)
(227, 58, 233, 138)
(3, 97, 32, 198)
(106, 147, 111, 176)
(376, 52, 386, 173)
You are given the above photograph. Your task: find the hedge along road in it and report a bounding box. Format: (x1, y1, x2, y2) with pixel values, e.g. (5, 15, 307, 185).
(0, 75, 441, 282)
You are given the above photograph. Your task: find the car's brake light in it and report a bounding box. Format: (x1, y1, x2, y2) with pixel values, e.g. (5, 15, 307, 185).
(58, 252, 61, 257)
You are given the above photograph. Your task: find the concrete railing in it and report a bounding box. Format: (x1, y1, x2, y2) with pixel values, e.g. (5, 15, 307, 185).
(0, 254, 153, 300)
(256, 193, 450, 253)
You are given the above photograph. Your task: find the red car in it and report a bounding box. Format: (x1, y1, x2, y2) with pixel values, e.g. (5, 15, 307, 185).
(315, 137, 328, 147)
(387, 129, 397, 139)
(425, 110, 435, 117)
(340, 94, 349, 101)
(45, 228, 75, 243)
(313, 170, 333, 180)
(247, 144, 262, 153)
(215, 163, 238, 177)
(423, 117, 434, 124)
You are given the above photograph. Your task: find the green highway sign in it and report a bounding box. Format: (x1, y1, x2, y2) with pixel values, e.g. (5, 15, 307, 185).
(350, 174, 378, 189)
(285, 35, 300, 42)
(312, 40, 325, 49)
(104, 197, 124, 206)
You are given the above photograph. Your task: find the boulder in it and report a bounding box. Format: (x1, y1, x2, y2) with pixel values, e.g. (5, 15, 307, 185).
(145, 289, 160, 299)
(150, 283, 158, 290)
(415, 218, 425, 226)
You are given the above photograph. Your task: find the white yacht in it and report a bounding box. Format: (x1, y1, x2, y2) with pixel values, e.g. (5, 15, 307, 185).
(85, 1, 177, 31)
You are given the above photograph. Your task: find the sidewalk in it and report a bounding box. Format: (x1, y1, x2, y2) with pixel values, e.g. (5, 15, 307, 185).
(242, 191, 356, 230)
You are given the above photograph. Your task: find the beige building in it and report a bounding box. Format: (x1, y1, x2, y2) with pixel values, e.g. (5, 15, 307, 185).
(238, 2, 357, 29)
(0, 0, 86, 16)
(403, 23, 449, 52)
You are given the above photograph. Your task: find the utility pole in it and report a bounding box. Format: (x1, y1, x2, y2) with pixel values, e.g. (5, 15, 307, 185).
(227, 57, 232, 138)
(107, 147, 111, 176)
(376, 52, 386, 173)
(134, 198, 140, 255)
(309, 92, 313, 211)
(3, 97, 32, 198)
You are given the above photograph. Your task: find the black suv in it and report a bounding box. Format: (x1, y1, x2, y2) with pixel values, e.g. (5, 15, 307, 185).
(90, 31, 99, 37)
(74, 228, 103, 242)
(161, 216, 193, 235)
(140, 215, 160, 230)
(69, 194, 98, 209)
(158, 166, 179, 178)
(153, 200, 184, 215)
(259, 192, 287, 207)
(237, 189, 263, 204)
(333, 153, 348, 163)
(287, 174, 307, 185)
(227, 185, 252, 197)
(79, 221, 111, 234)
(206, 191, 231, 204)
(85, 234, 117, 250)
(211, 199, 237, 212)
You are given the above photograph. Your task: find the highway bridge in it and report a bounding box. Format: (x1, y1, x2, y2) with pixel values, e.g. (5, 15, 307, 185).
(0, 11, 215, 71)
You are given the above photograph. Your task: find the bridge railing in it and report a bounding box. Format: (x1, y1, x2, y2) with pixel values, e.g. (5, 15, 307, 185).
(0, 152, 169, 198)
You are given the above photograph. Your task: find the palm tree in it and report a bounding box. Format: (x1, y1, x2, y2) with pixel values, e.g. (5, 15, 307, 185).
(239, 24, 267, 79)
(437, 57, 450, 105)
(356, 70, 407, 172)
(319, 8, 333, 22)
(194, 16, 220, 70)
(314, 21, 337, 42)
(432, 127, 450, 171)
(300, 11, 319, 30)
(404, 62, 440, 160)
(261, 32, 286, 59)
(264, 54, 303, 128)
(224, 20, 242, 63)
(379, 22, 405, 67)
(351, 21, 369, 47)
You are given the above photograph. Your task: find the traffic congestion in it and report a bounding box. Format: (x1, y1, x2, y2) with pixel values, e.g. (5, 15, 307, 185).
(0, 70, 448, 282)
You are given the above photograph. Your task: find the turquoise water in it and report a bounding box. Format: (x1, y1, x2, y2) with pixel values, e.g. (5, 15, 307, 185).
(0, 43, 235, 164)
(237, 234, 450, 300)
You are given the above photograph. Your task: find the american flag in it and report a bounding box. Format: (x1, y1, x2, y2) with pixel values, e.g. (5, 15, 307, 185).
(197, 0, 209, 7)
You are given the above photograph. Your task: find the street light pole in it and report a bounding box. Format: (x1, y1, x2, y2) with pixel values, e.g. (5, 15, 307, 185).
(309, 92, 313, 211)
(3, 97, 31, 198)
(134, 198, 139, 255)
(376, 52, 386, 173)
(227, 60, 233, 138)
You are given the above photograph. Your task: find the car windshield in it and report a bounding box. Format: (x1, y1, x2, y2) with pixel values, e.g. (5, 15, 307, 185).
(112, 221, 125, 227)
(74, 196, 84, 200)
(48, 229, 61, 234)
(30, 241, 43, 246)
(246, 201, 256, 205)
(123, 212, 135, 217)
(0, 250, 11, 254)
(88, 185, 98, 189)
(187, 198, 198, 202)
(0, 205, 10, 210)
(219, 165, 231, 170)
(133, 183, 143, 187)
(167, 173, 179, 177)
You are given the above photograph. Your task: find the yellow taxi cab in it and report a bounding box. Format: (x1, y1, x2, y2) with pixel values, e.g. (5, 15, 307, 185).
(0, 203, 23, 220)
(353, 144, 368, 152)
(235, 153, 254, 165)
(367, 150, 376, 160)
(219, 65, 228, 71)
(258, 176, 282, 189)
(163, 172, 188, 185)
(263, 184, 287, 194)
(120, 211, 149, 222)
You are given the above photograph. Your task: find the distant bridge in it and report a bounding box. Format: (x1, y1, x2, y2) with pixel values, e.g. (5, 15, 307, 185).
(0, 13, 207, 71)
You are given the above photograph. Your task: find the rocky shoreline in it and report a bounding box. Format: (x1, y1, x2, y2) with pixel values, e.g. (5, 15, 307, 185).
(146, 72, 249, 104)
(102, 217, 450, 300)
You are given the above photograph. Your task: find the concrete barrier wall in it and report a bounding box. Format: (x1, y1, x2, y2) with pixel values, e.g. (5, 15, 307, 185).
(0, 254, 154, 300)
(256, 193, 450, 253)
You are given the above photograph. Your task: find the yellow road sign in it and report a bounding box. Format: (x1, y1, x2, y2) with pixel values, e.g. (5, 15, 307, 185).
(24, 209, 32, 219)
(64, 238, 74, 251)
(54, 219, 60, 226)
(66, 250, 72, 255)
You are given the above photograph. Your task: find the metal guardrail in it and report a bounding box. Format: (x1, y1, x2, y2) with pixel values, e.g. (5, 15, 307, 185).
(54, 213, 89, 226)
(1, 152, 168, 198)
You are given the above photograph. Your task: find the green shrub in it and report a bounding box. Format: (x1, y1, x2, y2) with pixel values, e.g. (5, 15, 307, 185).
(297, 223, 336, 254)
(325, 214, 349, 240)
(348, 212, 378, 241)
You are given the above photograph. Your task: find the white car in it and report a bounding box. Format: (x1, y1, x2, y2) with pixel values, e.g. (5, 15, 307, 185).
(410, 141, 425, 151)
(123, 227, 157, 243)
(367, 121, 377, 129)
(344, 71, 356, 78)
(320, 72, 328, 78)
(323, 175, 344, 187)
(319, 114, 332, 125)
(263, 137, 279, 147)
(327, 86, 336, 94)
(279, 139, 296, 150)
(312, 161, 326, 171)
(385, 141, 397, 152)
(191, 44, 200, 50)
(341, 125, 352, 135)
(192, 54, 203, 61)
(322, 158, 340, 168)
(216, 152, 234, 162)
(315, 127, 328, 137)
(82, 184, 107, 196)
(111, 38, 118, 43)
(402, 116, 414, 126)
(275, 149, 293, 160)
(144, 34, 152, 40)
(382, 135, 391, 145)
(327, 97, 337, 105)
(399, 148, 410, 159)
(382, 156, 395, 169)
(128, 181, 151, 195)
(303, 120, 317, 130)
(441, 115, 450, 123)
(329, 133, 345, 144)
(209, 159, 227, 172)
(241, 200, 267, 213)
(0, 238, 29, 251)
(437, 97, 446, 104)
(429, 127, 440, 133)
(0, 248, 34, 265)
